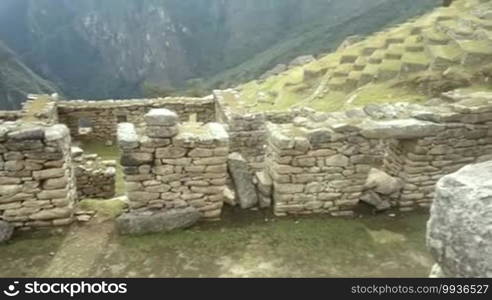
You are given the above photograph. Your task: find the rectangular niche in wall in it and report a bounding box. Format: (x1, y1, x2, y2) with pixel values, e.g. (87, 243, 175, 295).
(78, 116, 93, 135)
(117, 115, 128, 123)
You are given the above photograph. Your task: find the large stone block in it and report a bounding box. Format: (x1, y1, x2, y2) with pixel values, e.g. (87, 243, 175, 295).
(427, 161, 492, 277)
(361, 119, 444, 140)
(33, 168, 66, 180)
(7, 127, 45, 140)
(117, 123, 139, 149)
(146, 125, 179, 138)
(116, 207, 200, 235)
(228, 153, 258, 209)
(30, 207, 72, 221)
(144, 109, 179, 126)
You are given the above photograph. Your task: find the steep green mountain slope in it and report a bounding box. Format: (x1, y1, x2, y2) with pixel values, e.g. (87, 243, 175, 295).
(0, 41, 57, 110)
(0, 0, 440, 103)
(225, 0, 492, 114)
(205, 0, 442, 90)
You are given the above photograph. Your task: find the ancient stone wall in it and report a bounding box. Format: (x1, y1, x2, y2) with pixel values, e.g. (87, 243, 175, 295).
(117, 108, 229, 220)
(58, 97, 215, 142)
(265, 95, 492, 216)
(72, 147, 116, 200)
(265, 122, 384, 217)
(0, 122, 76, 228)
(0, 111, 22, 122)
(214, 90, 307, 171)
(21, 95, 59, 125)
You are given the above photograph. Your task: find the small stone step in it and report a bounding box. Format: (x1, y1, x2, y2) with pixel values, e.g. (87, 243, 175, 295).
(404, 36, 425, 52)
(385, 44, 405, 60)
(378, 60, 403, 81)
(368, 49, 385, 64)
(346, 71, 363, 90)
(353, 56, 367, 71)
(459, 39, 492, 65)
(360, 64, 380, 85)
(428, 43, 464, 70)
(437, 19, 475, 39)
(339, 47, 363, 64)
(332, 64, 353, 78)
(401, 52, 431, 73)
(328, 77, 349, 91)
(422, 28, 451, 45)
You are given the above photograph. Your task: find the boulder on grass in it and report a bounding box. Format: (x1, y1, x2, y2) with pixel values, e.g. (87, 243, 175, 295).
(0, 220, 14, 243)
(116, 207, 200, 235)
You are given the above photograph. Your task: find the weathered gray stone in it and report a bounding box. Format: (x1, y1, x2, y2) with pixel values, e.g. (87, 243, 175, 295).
(228, 153, 258, 209)
(255, 171, 273, 196)
(307, 129, 332, 146)
(325, 154, 349, 167)
(146, 125, 179, 138)
(427, 161, 492, 277)
(365, 168, 403, 195)
(71, 146, 84, 158)
(116, 207, 200, 235)
(117, 123, 139, 149)
(223, 186, 237, 206)
(0, 220, 14, 243)
(144, 109, 179, 126)
(7, 127, 44, 140)
(30, 207, 72, 221)
(33, 168, 66, 180)
(360, 190, 391, 211)
(45, 125, 69, 141)
(361, 119, 444, 139)
(120, 152, 153, 166)
(206, 123, 229, 144)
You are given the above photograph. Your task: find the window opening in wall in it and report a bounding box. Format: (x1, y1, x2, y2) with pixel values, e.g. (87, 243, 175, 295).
(117, 115, 128, 123)
(78, 117, 93, 135)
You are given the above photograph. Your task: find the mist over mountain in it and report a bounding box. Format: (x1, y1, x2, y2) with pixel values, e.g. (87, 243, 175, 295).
(0, 0, 440, 109)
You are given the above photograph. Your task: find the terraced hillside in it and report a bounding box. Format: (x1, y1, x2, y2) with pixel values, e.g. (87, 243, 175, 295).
(230, 0, 492, 113)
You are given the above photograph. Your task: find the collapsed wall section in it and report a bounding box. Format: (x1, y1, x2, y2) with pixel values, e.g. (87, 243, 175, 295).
(0, 122, 76, 228)
(72, 148, 116, 200)
(118, 109, 229, 220)
(59, 97, 215, 141)
(214, 90, 308, 171)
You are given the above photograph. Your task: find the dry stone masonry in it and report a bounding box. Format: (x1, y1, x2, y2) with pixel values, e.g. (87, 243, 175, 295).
(264, 92, 492, 216)
(117, 108, 229, 221)
(72, 147, 116, 200)
(2, 86, 492, 233)
(0, 122, 76, 228)
(58, 97, 215, 142)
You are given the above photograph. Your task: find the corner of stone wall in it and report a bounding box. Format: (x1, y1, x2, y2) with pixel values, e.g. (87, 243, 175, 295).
(0, 122, 76, 228)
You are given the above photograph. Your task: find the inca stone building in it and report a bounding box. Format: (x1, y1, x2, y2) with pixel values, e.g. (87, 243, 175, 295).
(1, 88, 492, 230)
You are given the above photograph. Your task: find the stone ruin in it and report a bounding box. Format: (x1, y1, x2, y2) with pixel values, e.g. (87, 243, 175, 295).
(72, 147, 116, 200)
(1, 89, 492, 239)
(115, 109, 229, 233)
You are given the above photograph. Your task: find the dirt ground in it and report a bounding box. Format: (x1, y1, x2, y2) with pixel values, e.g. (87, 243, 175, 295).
(0, 207, 433, 278)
